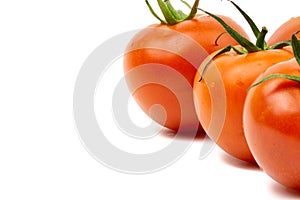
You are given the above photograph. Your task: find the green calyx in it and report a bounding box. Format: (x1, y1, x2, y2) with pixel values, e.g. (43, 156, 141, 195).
(199, 1, 291, 53)
(292, 31, 300, 65)
(249, 32, 300, 90)
(145, 0, 200, 25)
(198, 1, 291, 81)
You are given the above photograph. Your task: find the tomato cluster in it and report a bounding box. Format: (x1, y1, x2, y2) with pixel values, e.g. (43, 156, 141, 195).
(124, 0, 300, 192)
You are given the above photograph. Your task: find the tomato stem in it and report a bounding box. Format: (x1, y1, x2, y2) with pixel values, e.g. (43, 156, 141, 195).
(157, 0, 180, 24)
(198, 8, 260, 53)
(256, 26, 268, 50)
(249, 32, 300, 90)
(145, 0, 200, 25)
(199, 1, 292, 53)
(229, 1, 291, 51)
(198, 1, 295, 83)
(292, 32, 300, 65)
(228, 0, 260, 38)
(146, 0, 166, 24)
(249, 74, 300, 91)
(269, 40, 291, 50)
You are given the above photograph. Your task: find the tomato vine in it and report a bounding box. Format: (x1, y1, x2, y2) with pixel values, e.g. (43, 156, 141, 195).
(197, 1, 292, 81)
(250, 32, 300, 89)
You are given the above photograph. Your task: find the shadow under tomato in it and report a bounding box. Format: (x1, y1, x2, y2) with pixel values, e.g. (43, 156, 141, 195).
(159, 128, 206, 141)
(220, 152, 260, 171)
(270, 181, 300, 199)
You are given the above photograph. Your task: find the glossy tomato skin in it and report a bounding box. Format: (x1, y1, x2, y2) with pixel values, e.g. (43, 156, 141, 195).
(193, 48, 294, 162)
(268, 16, 300, 45)
(124, 14, 249, 132)
(244, 58, 300, 190)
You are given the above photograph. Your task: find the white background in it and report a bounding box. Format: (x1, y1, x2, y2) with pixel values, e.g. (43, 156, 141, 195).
(1, 0, 300, 199)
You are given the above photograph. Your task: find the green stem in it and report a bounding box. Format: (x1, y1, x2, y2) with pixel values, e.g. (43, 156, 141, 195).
(145, 0, 166, 24)
(256, 26, 268, 50)
(229, 0, 271, 50)
(187, 0, 200, 20)
(198, 8, 260, 53)
(292, 33, 300, 65)
(157, 0, 178, 24)
(269, 40, 291, 50)
(145, 0, 200, 25)
(229, 0, 260, 38)
(249, 31, 300, 90)
(249, 74, 300, 91)
(166, 1, 188, 20)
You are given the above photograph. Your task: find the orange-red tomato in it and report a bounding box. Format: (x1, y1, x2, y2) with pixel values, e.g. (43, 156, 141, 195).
(193, 48, 294, 162)
(124, 14, 249, 132)
(268, 17, 300, 45)
(243, 58, 300, 190)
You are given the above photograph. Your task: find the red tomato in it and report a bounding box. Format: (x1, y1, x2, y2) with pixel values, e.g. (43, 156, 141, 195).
(268, 16, 300, 45)
(193, 48, 294, 162)
(244, 58, 300, 190)
(124, 14, 249, 132)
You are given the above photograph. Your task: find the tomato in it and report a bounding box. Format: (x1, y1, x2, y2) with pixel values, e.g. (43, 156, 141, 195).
(193, 48, 294, 162)
(243, 58, 300, 189)
(124, 10, 249, 132)
(268, 16, 300, 45)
